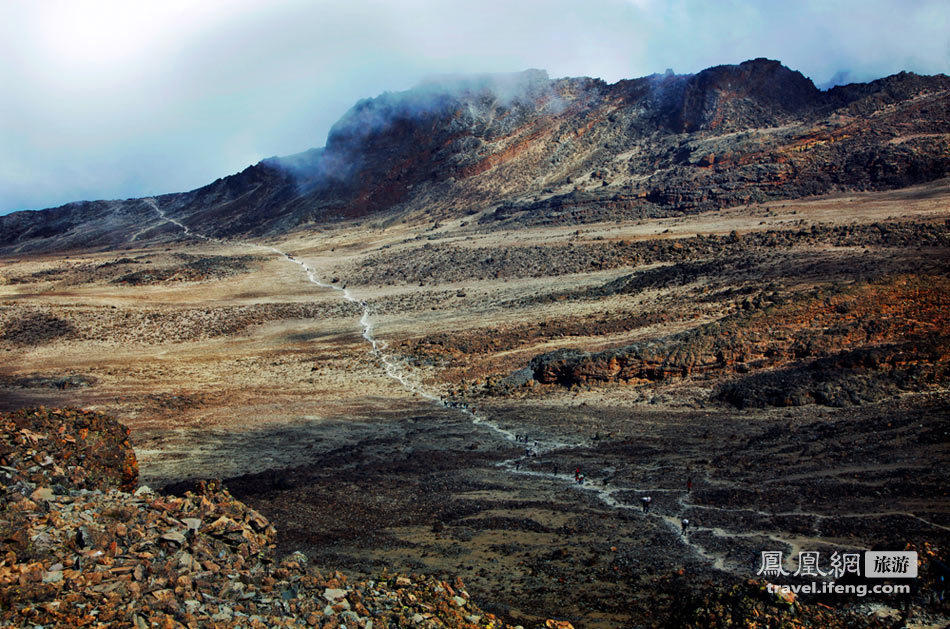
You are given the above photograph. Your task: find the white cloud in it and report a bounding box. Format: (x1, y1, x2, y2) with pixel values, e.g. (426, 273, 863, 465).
(0, 0, 947, 213)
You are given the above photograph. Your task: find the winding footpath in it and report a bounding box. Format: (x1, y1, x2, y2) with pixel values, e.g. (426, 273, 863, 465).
(143, 199, 946, 576)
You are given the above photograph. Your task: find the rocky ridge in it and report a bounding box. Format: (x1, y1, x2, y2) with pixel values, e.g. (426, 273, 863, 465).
(1, 59, 947, 253)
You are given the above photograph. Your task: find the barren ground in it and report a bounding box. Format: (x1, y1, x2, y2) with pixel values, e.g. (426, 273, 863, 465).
(2, 180, 948, 627)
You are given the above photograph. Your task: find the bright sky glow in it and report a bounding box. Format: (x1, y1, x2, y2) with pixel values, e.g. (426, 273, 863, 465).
(1, 0, 947, 213)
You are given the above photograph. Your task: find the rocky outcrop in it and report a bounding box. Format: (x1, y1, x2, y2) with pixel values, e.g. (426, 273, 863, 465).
(513, 276, 949, 405)
(671, 58, 822, 132)
(716, 342, 947, 408)
(111, 254, 259, 285)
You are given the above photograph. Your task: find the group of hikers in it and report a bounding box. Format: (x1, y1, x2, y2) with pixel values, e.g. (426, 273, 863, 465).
(522, 458, 697, 534)
(507, 429, 698, 534)
(515, 433, 540, 458)
(442, 399, 470, 412)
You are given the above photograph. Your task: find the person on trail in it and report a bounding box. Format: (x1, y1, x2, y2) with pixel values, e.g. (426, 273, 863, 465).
(641, 496, 652, 513)
(687, 476, 693, 493)
(931, 559, 949, 603)
(553, 464, 558, 476)
(681, 518, 690, 533)
(575, 468, 580, 482)
(515, 460, 521, 471)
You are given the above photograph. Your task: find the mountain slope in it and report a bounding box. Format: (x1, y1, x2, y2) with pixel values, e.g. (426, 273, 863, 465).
(1, 58, 948, 253)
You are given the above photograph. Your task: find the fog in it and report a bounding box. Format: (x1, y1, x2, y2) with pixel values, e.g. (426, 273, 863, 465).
(1, 0, 947, 214)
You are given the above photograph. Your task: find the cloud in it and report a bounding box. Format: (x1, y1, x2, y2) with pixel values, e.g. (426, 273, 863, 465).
(0, 0, 947, 214)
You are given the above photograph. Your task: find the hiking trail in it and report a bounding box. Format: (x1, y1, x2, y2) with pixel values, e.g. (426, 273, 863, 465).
(143, 199, 944, 575)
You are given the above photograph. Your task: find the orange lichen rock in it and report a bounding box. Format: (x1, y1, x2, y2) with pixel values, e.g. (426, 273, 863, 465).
(0, 407, 138, 491)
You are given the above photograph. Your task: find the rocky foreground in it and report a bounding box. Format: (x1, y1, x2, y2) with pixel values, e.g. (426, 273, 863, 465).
(1, 408, 948, 628)
(0, 408, 529, 628)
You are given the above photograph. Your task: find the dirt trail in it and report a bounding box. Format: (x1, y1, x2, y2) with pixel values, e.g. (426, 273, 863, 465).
(144, 199, 947, 577)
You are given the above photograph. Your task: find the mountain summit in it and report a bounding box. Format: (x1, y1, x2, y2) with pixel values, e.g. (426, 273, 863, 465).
(2, 59, 948, 253)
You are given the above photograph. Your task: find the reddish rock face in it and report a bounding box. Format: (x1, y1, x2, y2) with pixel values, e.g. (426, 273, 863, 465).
(526, 276, 950, 396)
(672, 58, 821, 132)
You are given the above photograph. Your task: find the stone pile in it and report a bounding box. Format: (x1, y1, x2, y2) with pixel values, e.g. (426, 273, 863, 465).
(0, 407, 138, 492)
(0, 408, 544, 628)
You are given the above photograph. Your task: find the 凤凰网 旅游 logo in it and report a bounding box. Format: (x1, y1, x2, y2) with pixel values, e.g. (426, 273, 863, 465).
(756, 550, 917, 578)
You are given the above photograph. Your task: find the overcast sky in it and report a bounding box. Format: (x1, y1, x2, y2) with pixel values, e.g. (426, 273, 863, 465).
(1, 0, 947, 215)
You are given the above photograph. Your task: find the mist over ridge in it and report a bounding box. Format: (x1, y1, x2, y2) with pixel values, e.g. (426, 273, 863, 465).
(0, 56, 947, 254)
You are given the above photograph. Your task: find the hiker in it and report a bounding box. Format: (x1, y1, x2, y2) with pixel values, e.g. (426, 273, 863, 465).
(681, 518, 690, 533)
(577, 474, 585, 485)
(931, 559, 948, 603)
(687, 476, 693, 493)
(553, 464, 558, 476)
(515, 460, 521, 471)
(575, 468, 581, 482)
(641, 496, 652, 513)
